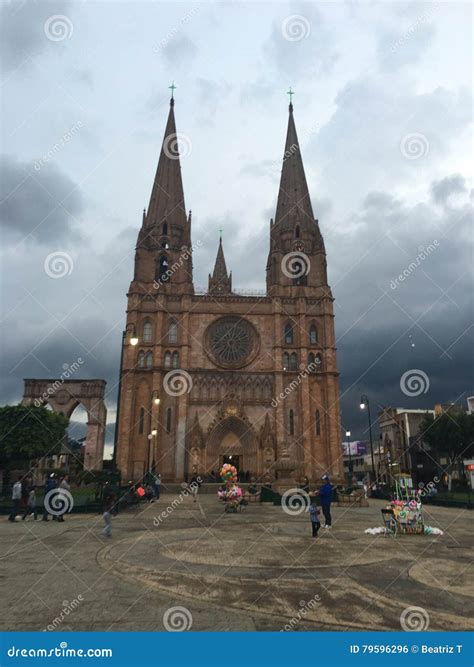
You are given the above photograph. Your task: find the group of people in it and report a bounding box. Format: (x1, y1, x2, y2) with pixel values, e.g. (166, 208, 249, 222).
(307, 475, 333, 538)
(8, 473, 71, 523)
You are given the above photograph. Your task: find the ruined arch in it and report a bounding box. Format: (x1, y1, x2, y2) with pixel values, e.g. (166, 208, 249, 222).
(22, 379, 107, 471)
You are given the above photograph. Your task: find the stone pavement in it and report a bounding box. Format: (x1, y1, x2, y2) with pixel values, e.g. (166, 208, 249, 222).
(1, 494, 472, 631)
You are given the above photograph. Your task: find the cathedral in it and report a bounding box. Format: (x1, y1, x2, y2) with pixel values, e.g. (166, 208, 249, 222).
(115, 92, 343, 484)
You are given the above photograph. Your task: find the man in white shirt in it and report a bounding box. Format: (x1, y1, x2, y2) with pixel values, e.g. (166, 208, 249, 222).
(8, 479, 22, 522)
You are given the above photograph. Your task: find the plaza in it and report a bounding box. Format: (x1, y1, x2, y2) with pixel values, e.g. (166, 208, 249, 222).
(1, 495, 472, 632)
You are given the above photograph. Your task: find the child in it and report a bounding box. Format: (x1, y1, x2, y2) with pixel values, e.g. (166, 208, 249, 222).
(309, 498, 321, 538)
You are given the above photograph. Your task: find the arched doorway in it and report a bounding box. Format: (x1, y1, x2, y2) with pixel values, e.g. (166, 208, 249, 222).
(205, 416, 257, 476)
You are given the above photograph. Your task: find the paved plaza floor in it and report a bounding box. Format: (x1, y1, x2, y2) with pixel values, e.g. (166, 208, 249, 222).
(1, 494, 472, 632)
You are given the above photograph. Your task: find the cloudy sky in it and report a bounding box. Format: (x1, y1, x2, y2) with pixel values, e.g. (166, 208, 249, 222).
(1, 0, 472, 456)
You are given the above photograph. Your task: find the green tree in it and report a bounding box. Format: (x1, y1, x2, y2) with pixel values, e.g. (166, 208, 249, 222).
(0, 404, 69, 470)
(419, 411, 474, 488)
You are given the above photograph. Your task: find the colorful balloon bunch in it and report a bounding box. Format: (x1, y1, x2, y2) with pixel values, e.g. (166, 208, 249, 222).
(220, 463, 238, 483)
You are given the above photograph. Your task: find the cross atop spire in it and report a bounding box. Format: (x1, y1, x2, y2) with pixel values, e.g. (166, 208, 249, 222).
(169, 81, 176, 100)
(287, 86, 295, 111)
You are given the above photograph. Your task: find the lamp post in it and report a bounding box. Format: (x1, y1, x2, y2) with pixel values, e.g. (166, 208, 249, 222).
(345, 430, 352, 486)
(147, 430, 157, 476)
(151, 394, 160, 473)
(112, 325, 138, 472)
(360, 394, 376, 485)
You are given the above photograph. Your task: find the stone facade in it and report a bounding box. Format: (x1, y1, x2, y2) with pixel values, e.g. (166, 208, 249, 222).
(115, 97, 343, 484)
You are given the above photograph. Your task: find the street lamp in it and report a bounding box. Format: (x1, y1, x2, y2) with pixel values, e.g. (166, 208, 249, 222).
(345, 430, 353, 486)
(360, 394, 376, 485)
(112, 324, 138, 472)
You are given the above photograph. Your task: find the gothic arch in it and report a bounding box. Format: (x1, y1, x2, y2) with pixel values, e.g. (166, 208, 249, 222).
(205, 415, 257, 473)
(22, 379, 107, 471)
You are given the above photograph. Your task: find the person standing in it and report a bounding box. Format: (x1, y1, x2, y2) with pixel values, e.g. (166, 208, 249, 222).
(22, 487, 38, 521)
(8, 478, 22, 522)
(190, 475, 200, 503)
(57, 475, 71, 522)
(308, 498, 321, 538)
(153, 473, 161, 500)
(42, 474, 57, 521)
(319, 475, 333, 528)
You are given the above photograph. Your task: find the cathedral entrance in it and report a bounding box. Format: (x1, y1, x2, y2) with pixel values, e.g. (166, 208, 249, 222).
(222, 454, 240, 472)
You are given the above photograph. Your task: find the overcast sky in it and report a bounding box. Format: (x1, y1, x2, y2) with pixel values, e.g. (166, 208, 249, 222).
(1, 0, 472, 456)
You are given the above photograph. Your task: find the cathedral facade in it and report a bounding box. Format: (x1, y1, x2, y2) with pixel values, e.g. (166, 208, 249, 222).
(115, 95, 343, 484)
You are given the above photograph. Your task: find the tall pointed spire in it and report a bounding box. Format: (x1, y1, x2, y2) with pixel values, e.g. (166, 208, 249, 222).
(274, 101, 314, 226)
(145, 97, 187, 230)
(208, 235, 232, 294)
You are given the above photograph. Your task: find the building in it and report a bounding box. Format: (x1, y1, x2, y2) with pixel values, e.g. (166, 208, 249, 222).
(467, 396, 474, 414)
(115, 94, 343, 483)
(378, 407, 436, 484)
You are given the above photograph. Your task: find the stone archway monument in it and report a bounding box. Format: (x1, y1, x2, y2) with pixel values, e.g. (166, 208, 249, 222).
(22, 379, 107, 471)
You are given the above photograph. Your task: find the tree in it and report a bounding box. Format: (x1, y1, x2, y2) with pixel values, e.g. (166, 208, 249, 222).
(418, 411, 474, 489)
(0, 404, 69, 470)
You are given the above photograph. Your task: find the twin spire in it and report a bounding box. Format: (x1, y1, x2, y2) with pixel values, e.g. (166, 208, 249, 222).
(140, 86, 317, 293)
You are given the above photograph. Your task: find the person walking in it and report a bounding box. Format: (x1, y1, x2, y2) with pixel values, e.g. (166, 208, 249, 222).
(318, 475, 333, 528)
(101, 496, 113, 538)
(308, 497, 321, 538)
(8, 478, 22, 522)
(190, 475, 201, 503)
(22, 486, 38, 520)
(42, 474, 57, 521)
(57, 475, 71, 522)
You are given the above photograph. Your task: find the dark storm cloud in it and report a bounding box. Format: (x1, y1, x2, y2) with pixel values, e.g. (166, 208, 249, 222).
(160, 34, 197, 68)
(0, 154, 84, 244)
(0, 0, 71, 73)
(430, 174, 469, 207)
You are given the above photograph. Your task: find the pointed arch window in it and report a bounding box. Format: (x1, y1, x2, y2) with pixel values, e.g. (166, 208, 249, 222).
(164, 351, 172, 368)
(143, 321, 152, 343)
(284, 321, 294, 345)
(168, 320, 178, 343)
(166, 407, 172, 433)
(172, 351, 179, 368)
(308, 352, 315, 370)
(315, 353, 322, 371)
(145, 351, 153, 368)
(309, 324, 318, 345)
(162, 221, 168, 236)
(315, 410, 321, 436)
(156, 255, 170, 283)
(289, 352, 298, 371)
(289, 409, 295, 436)
(295, 225, 300, 239)
(138, 407, 145, 434)
(137, 351, 145, 368)
(283, 352, 289, 370)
